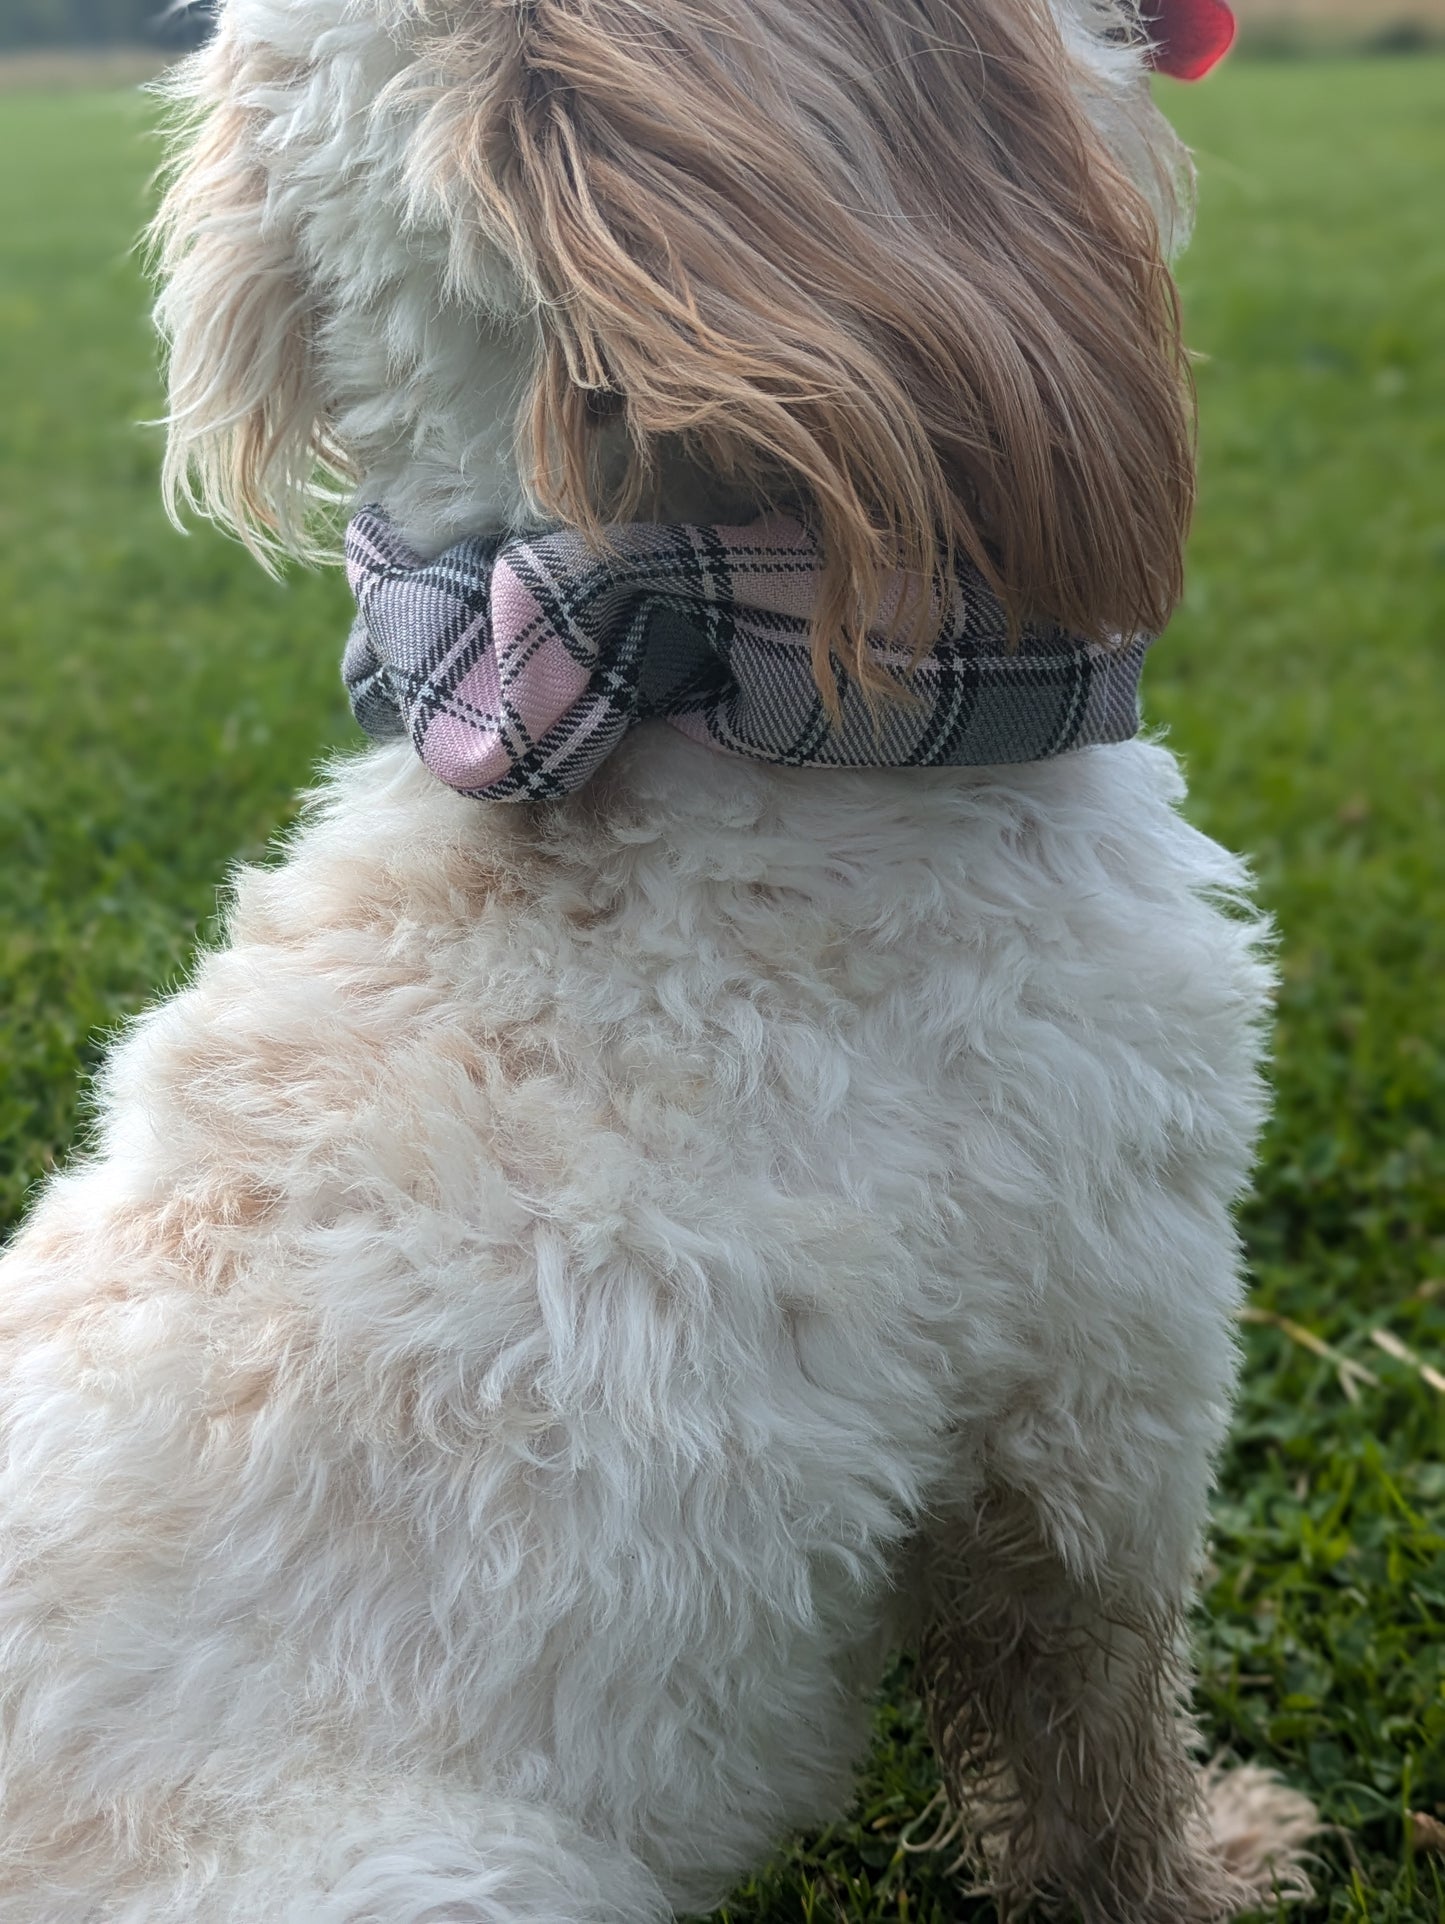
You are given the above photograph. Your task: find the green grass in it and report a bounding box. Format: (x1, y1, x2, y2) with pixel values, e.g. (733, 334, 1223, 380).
(1, 58, 1443, 1922)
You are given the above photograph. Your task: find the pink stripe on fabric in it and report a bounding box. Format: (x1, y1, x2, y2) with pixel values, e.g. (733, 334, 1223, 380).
(488, 559, 594, 734)
(704, 516, 818, 621)
(418, 709, 517, 792)
(448, 633, 505, 728)
(345, 522, 395, 597)
(705, 514, 943, 637)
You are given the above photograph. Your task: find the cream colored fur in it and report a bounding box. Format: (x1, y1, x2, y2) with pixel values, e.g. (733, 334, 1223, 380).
(0, 1, 1319, 1916)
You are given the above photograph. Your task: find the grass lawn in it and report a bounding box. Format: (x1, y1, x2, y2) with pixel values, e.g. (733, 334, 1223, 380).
(1, 56, 1442, 1924)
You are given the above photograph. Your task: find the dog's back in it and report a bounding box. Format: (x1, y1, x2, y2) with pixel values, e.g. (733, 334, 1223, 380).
(0, 3, 1316, 1917)
(1, 715, 1277, 1920)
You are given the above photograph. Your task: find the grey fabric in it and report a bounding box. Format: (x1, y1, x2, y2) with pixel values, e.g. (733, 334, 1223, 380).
(344, 507, 1150, 802)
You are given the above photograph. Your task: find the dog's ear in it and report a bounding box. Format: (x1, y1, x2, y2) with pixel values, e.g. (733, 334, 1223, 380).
(151, 29, 343, 564)
(412, 0, 1194, 707)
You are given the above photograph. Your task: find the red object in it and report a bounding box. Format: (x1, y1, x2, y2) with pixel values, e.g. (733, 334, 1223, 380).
(1139, 0, 1237, 79)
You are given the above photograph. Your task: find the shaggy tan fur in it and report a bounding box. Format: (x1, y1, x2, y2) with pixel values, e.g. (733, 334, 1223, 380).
(412, 0, 1195, 709)
(160, 0, 1195, 708)
(916, 1489, 1317, 1919)
(152, 33, 352, 564)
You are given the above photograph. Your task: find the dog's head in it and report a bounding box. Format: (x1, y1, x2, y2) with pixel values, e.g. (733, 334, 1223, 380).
(154, 0, 1197, 697)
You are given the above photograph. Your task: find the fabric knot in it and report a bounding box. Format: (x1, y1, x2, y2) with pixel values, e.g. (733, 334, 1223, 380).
(343, 507, 1150, 802)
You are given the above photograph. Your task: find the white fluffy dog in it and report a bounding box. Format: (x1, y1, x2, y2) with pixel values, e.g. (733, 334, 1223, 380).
(0, 1, 1319, 1917)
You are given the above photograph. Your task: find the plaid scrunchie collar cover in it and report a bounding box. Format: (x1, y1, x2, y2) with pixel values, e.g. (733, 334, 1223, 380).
(343, 508, 1152, 804)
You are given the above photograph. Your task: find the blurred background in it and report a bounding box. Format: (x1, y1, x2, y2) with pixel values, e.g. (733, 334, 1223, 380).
(0, 3, 1441, 1919)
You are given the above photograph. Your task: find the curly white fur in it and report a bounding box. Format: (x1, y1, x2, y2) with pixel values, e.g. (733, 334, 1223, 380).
(2, 1, 1318, 1916)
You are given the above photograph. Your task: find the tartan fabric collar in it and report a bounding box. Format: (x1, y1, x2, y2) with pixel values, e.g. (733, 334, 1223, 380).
(343, 507, 1151, 803)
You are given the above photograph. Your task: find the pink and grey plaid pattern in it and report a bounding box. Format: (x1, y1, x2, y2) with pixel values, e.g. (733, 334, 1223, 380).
(343, 507, 1151, 802)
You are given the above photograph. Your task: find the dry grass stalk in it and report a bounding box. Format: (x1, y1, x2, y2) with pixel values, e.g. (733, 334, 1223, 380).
(1239, 1306, 1381, 1402)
